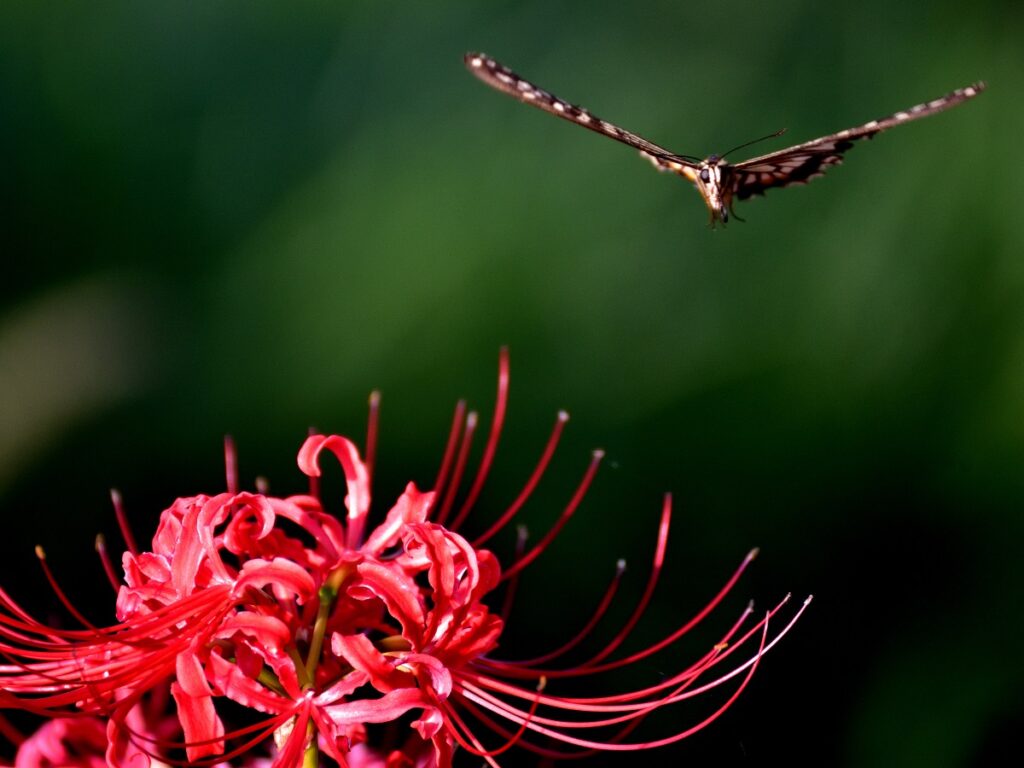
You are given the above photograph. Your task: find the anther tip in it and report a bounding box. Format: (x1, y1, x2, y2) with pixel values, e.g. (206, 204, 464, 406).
(34, 545, 46, 559)
(616, 558, 627, 573)
(557, 409, 570, 422)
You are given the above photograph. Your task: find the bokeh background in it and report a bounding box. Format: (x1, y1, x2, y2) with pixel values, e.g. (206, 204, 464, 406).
(2, 1, 1022, 765)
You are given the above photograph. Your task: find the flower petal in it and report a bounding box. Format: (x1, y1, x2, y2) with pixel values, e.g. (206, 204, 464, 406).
(297, 435, 371, 549)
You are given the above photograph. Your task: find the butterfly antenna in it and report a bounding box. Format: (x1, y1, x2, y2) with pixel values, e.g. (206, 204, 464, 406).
(655, 151, 701, 163)
(720, 128, 787, 158)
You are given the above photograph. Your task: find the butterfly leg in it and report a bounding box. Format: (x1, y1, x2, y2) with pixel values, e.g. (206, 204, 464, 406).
(639, 150, 672, 173)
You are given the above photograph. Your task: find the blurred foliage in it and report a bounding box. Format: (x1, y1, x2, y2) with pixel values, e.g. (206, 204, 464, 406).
(2, 1, 1022, 766)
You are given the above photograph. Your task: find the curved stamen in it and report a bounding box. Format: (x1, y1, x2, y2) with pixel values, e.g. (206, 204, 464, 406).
(472, 410, 569, 548)
(498, 559, 626, 667)
(576, 494, 672, 668)
(459, 613, 771, 751)
(109, 489, 138, 556)
(432, 399, 467, 503)
(34, 547, 99, 632)
(94, 534, 120, 593)
(442, 677, 546, 760)
(449, 347, 510, 532)
(499, 450, 604, 583)
(499, 526, 530, 624)
(435, 411, 477, 526)
(365, 390, 381, 488)
(224, 435, 238, 494)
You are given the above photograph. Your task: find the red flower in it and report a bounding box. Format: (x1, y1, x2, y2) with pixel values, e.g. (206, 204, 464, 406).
(0, 352, 810, 767)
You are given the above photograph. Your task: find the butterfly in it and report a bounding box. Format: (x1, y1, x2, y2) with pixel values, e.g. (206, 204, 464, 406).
(465, 52, 985, 227)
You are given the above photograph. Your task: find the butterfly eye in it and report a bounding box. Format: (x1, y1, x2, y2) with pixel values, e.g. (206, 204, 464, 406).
(699, 168, 711, 183)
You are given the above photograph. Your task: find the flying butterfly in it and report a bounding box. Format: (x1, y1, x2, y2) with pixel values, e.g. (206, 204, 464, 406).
(465, 52, 985, 226)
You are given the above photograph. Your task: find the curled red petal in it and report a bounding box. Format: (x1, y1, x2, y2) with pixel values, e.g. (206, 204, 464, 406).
(321, 687, 434, 727)
(232, 557, 317, 604)
(171, 679, 225, 761)
(297, 434, 371, 549)
(216, 612, 293, 659)
(331, 632, 411, 693)
(347, 561, 426, 648)
(400, 653, 453, 700)
(361, 483, 434, 557)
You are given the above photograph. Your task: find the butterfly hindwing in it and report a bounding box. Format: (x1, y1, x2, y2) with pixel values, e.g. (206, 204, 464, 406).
(730, 139, 858, 200)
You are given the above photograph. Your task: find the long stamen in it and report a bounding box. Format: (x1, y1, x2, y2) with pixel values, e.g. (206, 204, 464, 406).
(449, 347, 510, 531)
(495, 558, 626, 667)
(443, 676, 547, 760)
(438, 701, 503, 768)
(94, 534, 120, 592)
(34, 547, 99, 631)
(306, 427, 320, 500)
(0, 713, 23, 746)
(126, 712, 287, 768)
(472, 410, 569, 547)
(499, 526, 529, 624)
(500, 450, 604, 582)
(461, 617, 771, 752)
(109, 489, 138, 556)
(432, 399, 467, 502)
(365, 390, 381, 488)
(224, 435, 238, 494)
(576, 494, 672, 668)
(435, 411, 478, 526)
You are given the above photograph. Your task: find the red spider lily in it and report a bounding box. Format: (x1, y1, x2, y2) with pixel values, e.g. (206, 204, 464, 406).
(0, 351, 810, 767)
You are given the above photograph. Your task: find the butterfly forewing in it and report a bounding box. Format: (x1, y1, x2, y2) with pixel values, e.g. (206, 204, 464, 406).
(465, 53, 696, 172)
(730, 82, 986, 200)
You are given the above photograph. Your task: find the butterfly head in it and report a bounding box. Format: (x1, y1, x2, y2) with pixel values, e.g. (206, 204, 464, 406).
(694, 157, 730, 225)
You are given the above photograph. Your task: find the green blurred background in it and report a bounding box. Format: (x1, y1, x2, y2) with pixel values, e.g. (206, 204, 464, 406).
(2, 1, 1021, 765)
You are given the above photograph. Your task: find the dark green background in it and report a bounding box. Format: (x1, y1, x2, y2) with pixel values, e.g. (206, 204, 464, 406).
(2, 2, 1021, 765)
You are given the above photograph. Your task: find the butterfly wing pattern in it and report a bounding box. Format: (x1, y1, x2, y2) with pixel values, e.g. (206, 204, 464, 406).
(464, 52, 698, 176)
(465, 52, 985, 227)
(730, 82, 986, 202)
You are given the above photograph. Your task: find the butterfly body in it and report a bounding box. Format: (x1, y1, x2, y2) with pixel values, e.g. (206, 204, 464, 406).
(465, 52, 985, 227)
